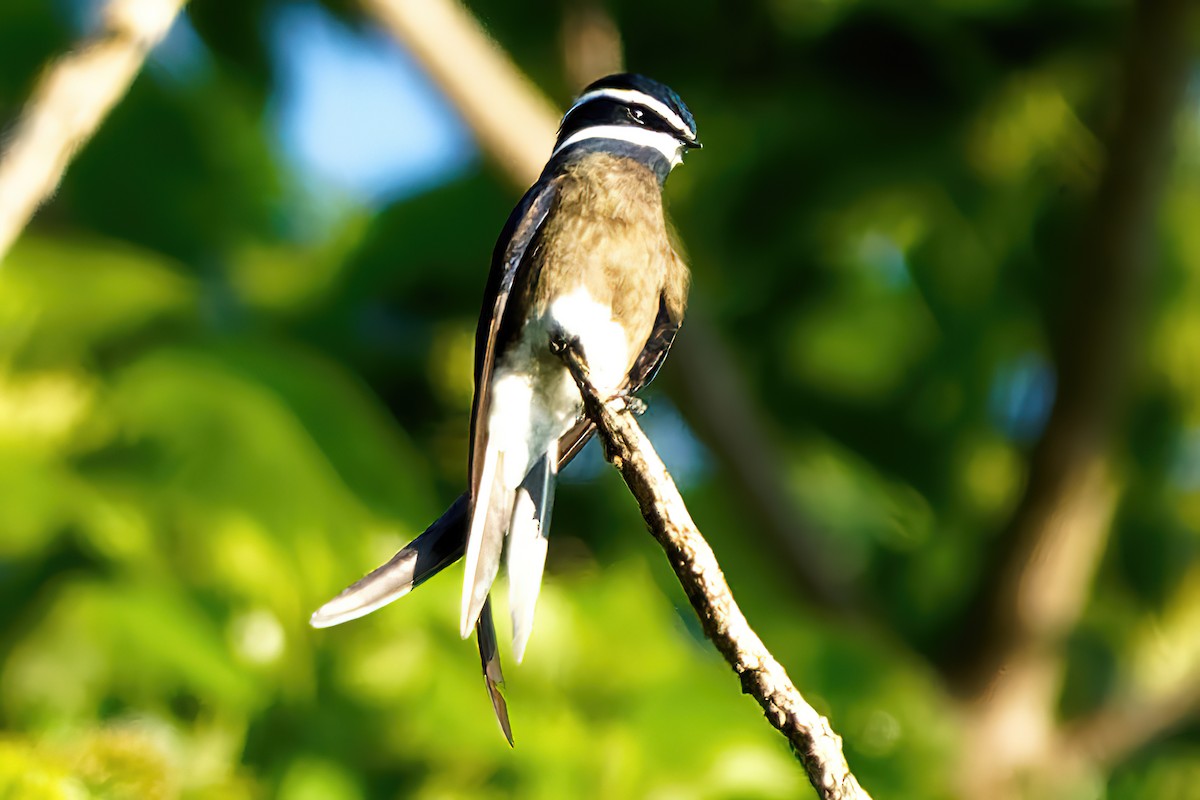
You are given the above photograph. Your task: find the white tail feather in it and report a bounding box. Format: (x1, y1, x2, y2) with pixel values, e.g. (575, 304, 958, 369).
(461, 446, 510, 637)
(507, 448, 557, 662)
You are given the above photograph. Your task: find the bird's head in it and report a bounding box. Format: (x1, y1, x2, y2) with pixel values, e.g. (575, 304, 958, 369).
(551, 73, 700, 178)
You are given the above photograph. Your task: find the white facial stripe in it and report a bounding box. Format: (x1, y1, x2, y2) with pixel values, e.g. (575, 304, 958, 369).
(551, 125, 683, 168)
(567, 88, 694, 140)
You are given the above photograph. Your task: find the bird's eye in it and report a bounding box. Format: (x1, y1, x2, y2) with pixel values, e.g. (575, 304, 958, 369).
(629, 108, 644, 123)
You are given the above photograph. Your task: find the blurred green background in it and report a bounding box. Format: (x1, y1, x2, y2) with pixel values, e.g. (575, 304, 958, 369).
(1, 0, 1198, 798)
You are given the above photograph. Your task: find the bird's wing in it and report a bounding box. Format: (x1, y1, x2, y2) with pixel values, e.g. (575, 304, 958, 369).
(458, 176, 562, 641)
(469, 177, 561, 494)
(627, 295, 682, 394)
(463, 177, 561, 741)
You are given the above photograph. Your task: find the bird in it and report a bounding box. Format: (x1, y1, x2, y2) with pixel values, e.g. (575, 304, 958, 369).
(310, 73, 700, 744)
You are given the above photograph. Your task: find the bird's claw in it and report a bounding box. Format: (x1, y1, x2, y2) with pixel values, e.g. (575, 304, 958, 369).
(549, 332, 582, 358)
(613, 390, 647, 416)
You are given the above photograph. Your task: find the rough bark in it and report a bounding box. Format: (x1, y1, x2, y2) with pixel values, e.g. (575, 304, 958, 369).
(557, 344, 872, 800)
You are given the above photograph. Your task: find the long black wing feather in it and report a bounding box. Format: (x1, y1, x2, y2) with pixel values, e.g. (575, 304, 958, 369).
(469, 177, 561, 496)
(627, 297, 681, 394)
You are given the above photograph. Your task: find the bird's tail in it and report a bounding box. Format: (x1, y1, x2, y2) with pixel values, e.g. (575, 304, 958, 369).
(476, 596, 514, 745)
(460, 429, 560, 648)
(506, 447, 557, 663)
(311, 419, 592, 630)
(309, 420, 594, 745)
(309, 494, 469, 629)
(460, 441, 514, 638)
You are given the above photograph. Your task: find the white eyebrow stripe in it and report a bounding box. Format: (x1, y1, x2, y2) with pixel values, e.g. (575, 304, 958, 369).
(551, 125, 682, 168)
(566, 88, 694, 140)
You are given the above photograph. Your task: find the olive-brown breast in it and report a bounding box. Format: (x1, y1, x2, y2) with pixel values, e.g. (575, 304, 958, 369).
(529, 152, 689, 372)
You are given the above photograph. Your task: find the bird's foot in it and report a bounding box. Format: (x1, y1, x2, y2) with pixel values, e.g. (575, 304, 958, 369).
(550, 331, 591, 382)
(612, 389, 647, 416)
(549, 330, 582, 359)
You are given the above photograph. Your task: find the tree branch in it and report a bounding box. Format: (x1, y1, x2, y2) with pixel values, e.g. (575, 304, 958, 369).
(943, 0, 1196, 794)
(359, 0, 559, 187)
(559, 0, 623, 93)
(555, 343, 872, 800)
(944, 0, 1195, 696)
(0, 0, 188, 263)
(1059, 669, 1200, 769)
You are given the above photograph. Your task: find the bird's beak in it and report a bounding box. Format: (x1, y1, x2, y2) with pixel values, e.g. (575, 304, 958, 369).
(684, 138, 703, 150)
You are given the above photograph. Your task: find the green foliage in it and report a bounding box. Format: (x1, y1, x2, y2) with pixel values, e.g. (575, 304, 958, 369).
(1, 1, 1198, 798)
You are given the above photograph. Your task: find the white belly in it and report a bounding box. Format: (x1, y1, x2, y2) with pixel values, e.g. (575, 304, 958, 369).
(486, 286, 629, 487)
